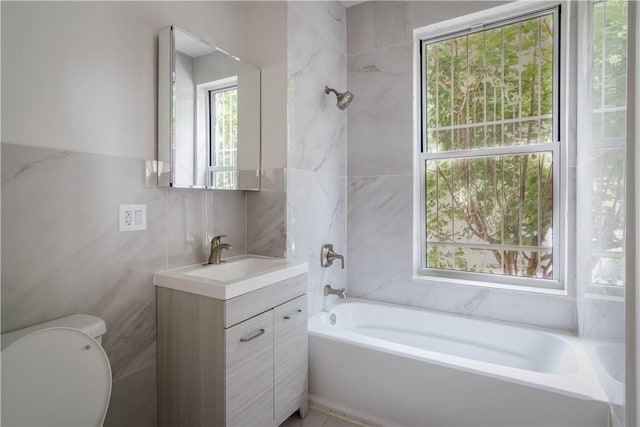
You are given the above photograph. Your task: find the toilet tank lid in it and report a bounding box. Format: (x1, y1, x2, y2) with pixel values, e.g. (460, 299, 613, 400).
(1, 314, 107, 350)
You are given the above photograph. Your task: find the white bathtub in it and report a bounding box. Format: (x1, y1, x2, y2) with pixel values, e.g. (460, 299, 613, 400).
(308, 299, 610, 426)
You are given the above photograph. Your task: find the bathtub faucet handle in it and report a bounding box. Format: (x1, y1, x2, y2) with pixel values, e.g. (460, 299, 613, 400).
(321, 244, 345, 269)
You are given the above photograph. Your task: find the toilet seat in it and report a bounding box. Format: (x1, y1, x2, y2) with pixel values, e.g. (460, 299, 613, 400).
(1, 327, 112, 427)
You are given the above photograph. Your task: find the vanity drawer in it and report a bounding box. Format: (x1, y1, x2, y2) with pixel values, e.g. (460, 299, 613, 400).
(225, 310, 274, 427)
(274, 294, 308, 423)
(224, 274, 306, 328)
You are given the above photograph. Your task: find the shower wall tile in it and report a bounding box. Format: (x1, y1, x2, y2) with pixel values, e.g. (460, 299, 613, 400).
(288, 1, 346, 55)
(287, 169, 346, 315)
(287, 1, 347, 314)
(581, 296, 625, 342)
(410, 283, 577, 331)
(346, 1, 412, 55)
(345, 171, 577, 331)
(287, 4, 347, 177)
(347, 175, 414, 305)
(347, 42, 413, 177)
(247, 190, 286, 258)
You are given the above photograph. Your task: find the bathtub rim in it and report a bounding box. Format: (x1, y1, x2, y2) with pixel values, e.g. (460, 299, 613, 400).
(308, 298, 609, 404)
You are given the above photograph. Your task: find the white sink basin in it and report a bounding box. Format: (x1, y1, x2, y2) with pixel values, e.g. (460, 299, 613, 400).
(154, 255, 308, 300)
(185, 257, 287, 282)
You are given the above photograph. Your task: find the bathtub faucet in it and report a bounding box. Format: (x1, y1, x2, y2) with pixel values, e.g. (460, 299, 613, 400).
(324, 285, 347, 299)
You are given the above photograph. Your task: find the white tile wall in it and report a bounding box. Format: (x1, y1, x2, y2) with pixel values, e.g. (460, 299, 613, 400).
(288, 169, 346, 315)
(347, 175, 414, 305)
(347, 43, 414, 177)
(287, 2, 348, 315)
(346, 1, 412, 55)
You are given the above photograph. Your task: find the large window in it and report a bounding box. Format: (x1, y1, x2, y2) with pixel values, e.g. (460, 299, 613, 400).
(420, 7, 561, 288)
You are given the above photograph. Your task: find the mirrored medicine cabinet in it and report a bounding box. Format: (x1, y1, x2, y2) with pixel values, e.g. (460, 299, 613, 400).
(158, 25, 261, 190)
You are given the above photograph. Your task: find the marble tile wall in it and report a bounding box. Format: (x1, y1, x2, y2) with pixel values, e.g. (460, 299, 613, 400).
(1, 143, 247, 426)
(287, 1, 348, 315)
(247, 183, 286, 258)
(247, 168, 286, 260)
(346, 1, 577, 331)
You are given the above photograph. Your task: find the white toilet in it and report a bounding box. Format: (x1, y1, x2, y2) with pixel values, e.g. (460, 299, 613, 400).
(1, 314, 112, 426)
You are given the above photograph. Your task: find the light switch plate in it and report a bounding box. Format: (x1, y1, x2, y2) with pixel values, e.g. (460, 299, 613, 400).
(119, 204, 147, 231)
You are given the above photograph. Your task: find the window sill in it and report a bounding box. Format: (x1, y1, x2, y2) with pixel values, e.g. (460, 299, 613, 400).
(413, 272, 568, 297)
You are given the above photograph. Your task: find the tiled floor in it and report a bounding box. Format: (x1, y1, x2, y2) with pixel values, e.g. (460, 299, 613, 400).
(280, 408, 365, 427)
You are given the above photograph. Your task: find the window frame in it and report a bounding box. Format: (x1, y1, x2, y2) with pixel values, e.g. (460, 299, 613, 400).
(413, 1, 569, 293)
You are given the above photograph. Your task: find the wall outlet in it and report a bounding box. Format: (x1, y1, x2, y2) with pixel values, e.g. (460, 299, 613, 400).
(119, 204, 147, 232)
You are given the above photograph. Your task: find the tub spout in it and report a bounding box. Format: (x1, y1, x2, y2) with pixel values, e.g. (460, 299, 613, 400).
(324, 285, 347, 299)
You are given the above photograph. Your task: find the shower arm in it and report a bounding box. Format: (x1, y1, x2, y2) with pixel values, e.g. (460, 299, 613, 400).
(325, 86, 339, 96)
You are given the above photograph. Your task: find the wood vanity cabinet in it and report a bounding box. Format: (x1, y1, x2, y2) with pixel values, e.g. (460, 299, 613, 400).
(157, 274, 308, 427)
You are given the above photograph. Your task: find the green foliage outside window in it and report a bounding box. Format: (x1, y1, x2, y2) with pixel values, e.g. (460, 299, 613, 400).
(424, 12, 556, 280)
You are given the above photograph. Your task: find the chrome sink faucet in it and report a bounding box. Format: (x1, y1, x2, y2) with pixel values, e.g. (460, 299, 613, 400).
(208, 235, 232, 265)
(324, 285, 347, 299)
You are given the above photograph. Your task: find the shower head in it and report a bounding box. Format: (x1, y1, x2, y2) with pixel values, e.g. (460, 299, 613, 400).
(325, 86, 354, 110)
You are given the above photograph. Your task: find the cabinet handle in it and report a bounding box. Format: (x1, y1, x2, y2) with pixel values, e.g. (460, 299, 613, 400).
(284, 309, 303, 320)
(240, 328, 265, 343)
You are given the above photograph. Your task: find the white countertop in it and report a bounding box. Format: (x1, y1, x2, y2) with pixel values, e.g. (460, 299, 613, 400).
(154, 255, 308, 300)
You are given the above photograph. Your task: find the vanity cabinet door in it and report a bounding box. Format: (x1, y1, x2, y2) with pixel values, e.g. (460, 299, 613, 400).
(273, 295, 308, 422)
(225, 310, 274, 427)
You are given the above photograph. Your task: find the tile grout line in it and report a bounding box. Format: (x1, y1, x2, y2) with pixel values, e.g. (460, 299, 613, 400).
(346, 40, 414, 59)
